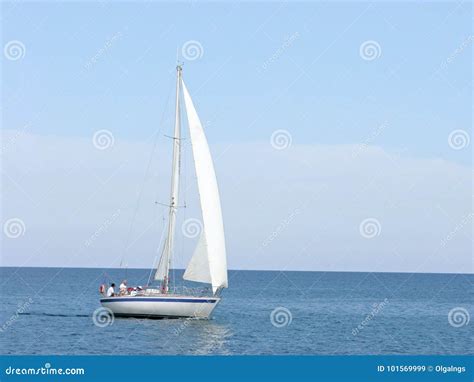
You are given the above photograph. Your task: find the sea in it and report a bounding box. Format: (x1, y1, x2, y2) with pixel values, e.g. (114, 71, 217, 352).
(0, 267, 472, 355)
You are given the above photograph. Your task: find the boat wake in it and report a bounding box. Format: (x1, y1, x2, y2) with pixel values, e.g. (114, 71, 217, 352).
(19, 312, 90, 318)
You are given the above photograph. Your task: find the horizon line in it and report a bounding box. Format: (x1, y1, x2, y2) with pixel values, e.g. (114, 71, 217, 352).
(0, 265, 472, 276)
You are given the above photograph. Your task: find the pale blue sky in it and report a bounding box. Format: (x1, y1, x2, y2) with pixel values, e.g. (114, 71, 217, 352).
(1, 1, 472, 272)
(3, 1, 472, 162)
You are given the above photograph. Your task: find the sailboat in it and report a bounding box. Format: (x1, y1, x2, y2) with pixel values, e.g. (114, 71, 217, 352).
(100, 65, 227, 319)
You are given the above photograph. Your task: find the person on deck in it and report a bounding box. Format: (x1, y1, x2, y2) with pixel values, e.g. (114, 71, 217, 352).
(107, 283, 116, 297)
(119, 280, 127, 295)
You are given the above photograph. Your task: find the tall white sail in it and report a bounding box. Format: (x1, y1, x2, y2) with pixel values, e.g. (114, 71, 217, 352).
(181, 80, 228, 294)
(154, 66, 182, 287)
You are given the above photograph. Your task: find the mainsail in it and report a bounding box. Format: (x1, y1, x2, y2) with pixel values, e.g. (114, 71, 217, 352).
(181, 80, 228, 294)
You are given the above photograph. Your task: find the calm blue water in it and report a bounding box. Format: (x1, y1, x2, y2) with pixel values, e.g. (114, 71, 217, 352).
(0, 267, 472, 355)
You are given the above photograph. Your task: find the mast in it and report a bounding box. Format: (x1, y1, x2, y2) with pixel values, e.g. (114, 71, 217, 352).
(159, 65, 182, 292)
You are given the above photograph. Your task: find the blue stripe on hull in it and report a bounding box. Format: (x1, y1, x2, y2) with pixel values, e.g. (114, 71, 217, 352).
(112, 313, 188, 319)
(100, 297, 218, 304)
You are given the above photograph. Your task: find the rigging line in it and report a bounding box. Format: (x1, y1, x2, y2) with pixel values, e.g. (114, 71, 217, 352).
(120, 73, 174, 268)
(149, 170, 167, 285)
(170, 77, 186, 288)
(178, 103, 189, 288)
(154, 201, 186, 208)
(166, 70, 183, 292)
(171, 81, 183, 291)
(164, 134, 186, 140)
(147, 214, 166, 286)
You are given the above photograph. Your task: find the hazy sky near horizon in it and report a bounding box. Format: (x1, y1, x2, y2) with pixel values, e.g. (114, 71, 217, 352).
(1, 1, 472, 273)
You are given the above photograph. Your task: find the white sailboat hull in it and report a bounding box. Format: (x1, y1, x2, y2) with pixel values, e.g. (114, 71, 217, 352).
(100, 295, 220, 319)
